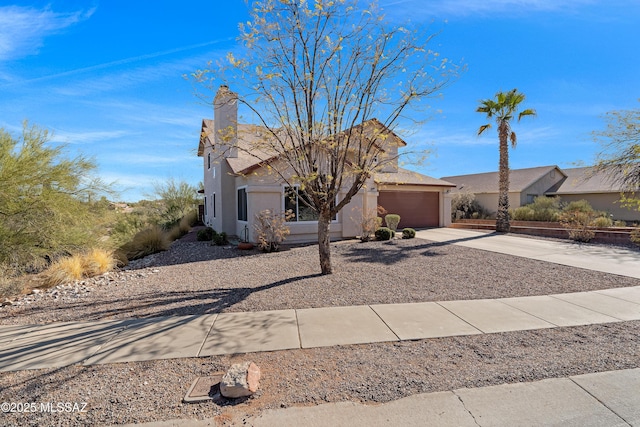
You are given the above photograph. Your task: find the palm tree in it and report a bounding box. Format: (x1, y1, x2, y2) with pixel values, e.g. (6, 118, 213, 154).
(477, 89, 536, 232)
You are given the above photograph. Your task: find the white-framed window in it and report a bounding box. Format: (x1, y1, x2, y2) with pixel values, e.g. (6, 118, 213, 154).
(284, 186, 336, 222)
(212, 193, 216, 218)
(237, 187, 248, 221)
(212, 166, 216, 179)
(204, 196, 208, 216)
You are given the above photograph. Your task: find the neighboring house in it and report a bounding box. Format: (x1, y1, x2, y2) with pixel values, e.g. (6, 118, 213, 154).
(197, 85, 456, 243)
(442, 165, 639, 221)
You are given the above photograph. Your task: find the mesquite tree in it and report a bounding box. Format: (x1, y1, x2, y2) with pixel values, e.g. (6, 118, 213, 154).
(593, 103, 640, 211)
(192, 0, 457, 274)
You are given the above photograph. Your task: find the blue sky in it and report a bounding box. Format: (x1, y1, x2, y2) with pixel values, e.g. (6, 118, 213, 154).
(1, 1, 638, 201)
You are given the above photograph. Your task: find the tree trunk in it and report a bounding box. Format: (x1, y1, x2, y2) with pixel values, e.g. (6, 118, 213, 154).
(496, 122, 511, 233)
(317, 209, 333, 275)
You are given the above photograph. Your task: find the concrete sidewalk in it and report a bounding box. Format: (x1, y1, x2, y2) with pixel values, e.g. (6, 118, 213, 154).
(415, 228, 640, 279)
(247, 368, 640, 427)
(120, 368, 640, 426)
(1, 284, 639, 372)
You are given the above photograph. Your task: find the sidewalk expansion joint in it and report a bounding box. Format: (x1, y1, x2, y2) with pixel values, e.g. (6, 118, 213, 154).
(197, 315, 218, 357)
(569, 378, 633, 426)
(367, 305, 401, 341)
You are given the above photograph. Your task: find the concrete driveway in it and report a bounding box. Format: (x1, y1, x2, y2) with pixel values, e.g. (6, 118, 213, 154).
(415, 228, 640, 279)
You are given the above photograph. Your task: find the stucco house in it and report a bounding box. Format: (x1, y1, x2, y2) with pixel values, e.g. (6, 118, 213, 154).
(442, 165, 639, 221)
(197, 86, 456, 243)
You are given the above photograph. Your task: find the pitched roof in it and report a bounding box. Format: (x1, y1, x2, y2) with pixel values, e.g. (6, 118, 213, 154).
(199, 121, 280, 174)
(547, 166, 624, 195)
(375, 168, 456, 187)
(441, 165, 563, 193)
(199, 118, 408, 176)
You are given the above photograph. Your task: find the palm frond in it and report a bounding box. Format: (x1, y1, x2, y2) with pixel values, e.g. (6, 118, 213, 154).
(477, 124, 491, 136)
(518, 108, 537, 121)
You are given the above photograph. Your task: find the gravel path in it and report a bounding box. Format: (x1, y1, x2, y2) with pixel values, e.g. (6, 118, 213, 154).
(1, 233, 639, 426)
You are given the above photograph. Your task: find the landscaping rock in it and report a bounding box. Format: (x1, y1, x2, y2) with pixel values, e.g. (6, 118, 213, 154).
(220, 362, 261, 398)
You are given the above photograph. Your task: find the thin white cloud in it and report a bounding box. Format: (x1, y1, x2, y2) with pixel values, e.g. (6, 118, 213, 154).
(104, 152, 197, 166)
(0, 5, 95, 61)
(15, 39, 229, 85)
(49, 129, 131, 145)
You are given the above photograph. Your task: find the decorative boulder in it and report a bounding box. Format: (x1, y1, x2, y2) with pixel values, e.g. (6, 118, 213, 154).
(220, 362, 261, 398)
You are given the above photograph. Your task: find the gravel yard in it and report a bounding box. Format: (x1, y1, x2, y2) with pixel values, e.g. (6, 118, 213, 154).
(1, 234, 639, 426)
(1, 237, 638, 325)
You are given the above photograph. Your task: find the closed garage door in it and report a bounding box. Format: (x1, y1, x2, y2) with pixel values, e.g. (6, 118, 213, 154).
(378, 191, 440, 228)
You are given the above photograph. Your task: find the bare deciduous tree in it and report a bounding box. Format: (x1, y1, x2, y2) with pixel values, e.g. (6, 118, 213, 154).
(192, 0, 458, 274)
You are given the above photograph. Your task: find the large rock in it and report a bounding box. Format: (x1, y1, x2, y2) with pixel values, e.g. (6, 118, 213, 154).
(220, 362, 261, 398)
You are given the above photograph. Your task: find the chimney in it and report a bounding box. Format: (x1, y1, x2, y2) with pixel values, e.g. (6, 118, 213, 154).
(214, 85, 238, 158)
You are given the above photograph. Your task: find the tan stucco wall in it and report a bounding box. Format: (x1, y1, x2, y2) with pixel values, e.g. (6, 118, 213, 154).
(236, 160, 368, 243)
(520, 169, 564, 206)
(474, 192, 521, 216)
(558, 193, 640, 222)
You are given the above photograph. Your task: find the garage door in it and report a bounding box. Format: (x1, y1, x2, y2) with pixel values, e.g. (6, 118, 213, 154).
(377, 191, 440, 228)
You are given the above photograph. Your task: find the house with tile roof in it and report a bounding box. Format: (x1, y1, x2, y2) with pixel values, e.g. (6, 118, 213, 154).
(197, 85, 456, 243)
(442, 166, 639, 221)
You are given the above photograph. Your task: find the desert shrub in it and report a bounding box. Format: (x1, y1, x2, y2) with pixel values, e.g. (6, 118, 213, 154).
(43, 254, 85, 287)
(631, 228, 640, 246)
(0, 270, 23, 298)
(376, 217, 383, 228)
(375, 227, 393, 241)
(511, 196, 562, 222)
(614, 220, 627, 227)
(152, 178, 200, 228)
(451, 191, 489, 220)
(385, 214, 401, 232)
(165, 224, 186, 241)
(212, 231, 229, 246)
(43, 248, 117, 287)
(591, 216, 613, 228)
(402, 228, 416, 239)
(197, 227, 215, 241)
(254, 209, 294, 252)
(0, 123, 112, 276)
(179, 210, 198, 234)
(559, 200, 597, 242)
(563, 199, 595, 214)
(352, 208, 378, 242)
(512, 206, 535, 221)
(83, 248, 115, 277)
(121, 226, 170, 260)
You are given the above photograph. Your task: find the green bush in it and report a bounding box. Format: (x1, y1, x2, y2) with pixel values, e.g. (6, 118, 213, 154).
(614, 220, 627, 227)
(375, 227, 393, 241)
(512, 206, 535, 221)
(402, 228, 416, 239)
(511, 196, 561, 222)
(591, 216, 613, 228)
(631, 228, 640, 246)
(212, 231, 229, 246)
(563, 199, 595, 214)
(451, 191, 489, 220)
(384, 214, 401, 232)
(559, 200, 597, 242)
(197, 227, 215, 241)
